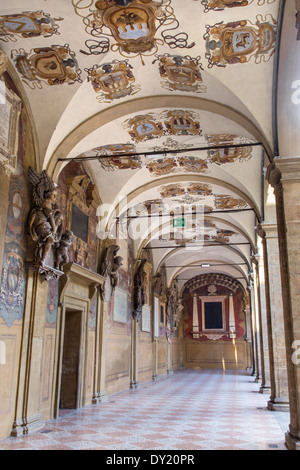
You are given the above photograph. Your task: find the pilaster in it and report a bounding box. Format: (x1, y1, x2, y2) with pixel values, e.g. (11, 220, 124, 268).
(267, 157, 300, 448)
(253, 244, 271, 395)
(130, 317, 139, 389)
(11, 270, 48, 436)
(92, 294, 109, 404)
(260, 223, 289, 412)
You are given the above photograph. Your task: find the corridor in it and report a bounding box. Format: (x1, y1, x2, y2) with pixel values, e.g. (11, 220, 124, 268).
(0, 370, 289, 451)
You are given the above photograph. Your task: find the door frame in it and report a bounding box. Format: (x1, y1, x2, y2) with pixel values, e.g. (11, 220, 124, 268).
(51, 262, 105, 419)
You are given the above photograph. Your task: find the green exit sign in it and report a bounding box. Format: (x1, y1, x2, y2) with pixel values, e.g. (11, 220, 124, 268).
(173, 218, 186, 228)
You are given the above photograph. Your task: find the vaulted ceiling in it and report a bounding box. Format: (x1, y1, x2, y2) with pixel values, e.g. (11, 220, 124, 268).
(1, 0, 297, 291)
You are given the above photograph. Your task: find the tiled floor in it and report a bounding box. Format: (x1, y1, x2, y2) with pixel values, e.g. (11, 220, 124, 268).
(0, 369, 290, 451)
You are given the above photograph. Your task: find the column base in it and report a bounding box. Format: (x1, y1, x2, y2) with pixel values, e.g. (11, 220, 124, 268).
(92, 392, 109, 404)
(285, 431, 300, 450)
(268, 398, 289, 412)
(152, 374, 159, 381)
(130, 380, 140, 390)
(259, 385, 271, 395)
(167, 369, 174, 375)
(11, 413, 44, 437)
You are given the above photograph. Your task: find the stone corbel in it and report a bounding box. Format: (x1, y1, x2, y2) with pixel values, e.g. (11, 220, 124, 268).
(266, 161, 282, 194)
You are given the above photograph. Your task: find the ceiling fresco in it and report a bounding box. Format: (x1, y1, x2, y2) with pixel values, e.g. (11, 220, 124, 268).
(0, 0, 292, 288)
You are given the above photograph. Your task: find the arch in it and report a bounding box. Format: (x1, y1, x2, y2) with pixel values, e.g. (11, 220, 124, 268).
(45, 95, 273, 179)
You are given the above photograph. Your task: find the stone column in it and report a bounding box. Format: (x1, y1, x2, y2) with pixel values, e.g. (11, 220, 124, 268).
(130, 317, 139, 389)
(152, 337, 158, 381)
(192, 294, 199, 338)
(251, 273, 261, 382)
(167, 335, 173, 375)
(254, 243, 272, 395)
(267, 157, 300, 449)
(243, 292, 254, 373)
(260, 223, 289, 412)
(178, 315, 185, 369)
(92, 293, 108, 404)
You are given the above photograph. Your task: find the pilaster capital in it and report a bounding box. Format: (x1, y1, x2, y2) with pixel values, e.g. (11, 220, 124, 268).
(260, 222, 278, 239)
(274, 156, 300, 183)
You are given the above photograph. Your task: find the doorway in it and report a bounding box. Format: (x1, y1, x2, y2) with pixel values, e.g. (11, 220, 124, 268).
(60, 309, 82, 410)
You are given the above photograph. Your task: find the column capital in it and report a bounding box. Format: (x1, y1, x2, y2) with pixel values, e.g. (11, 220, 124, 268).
(259, 222, 278, 239)
(274, 156, 300, 183)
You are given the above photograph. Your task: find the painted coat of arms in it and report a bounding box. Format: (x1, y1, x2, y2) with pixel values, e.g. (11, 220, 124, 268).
(123, 113, 164, 142)
(154, 54, 206, 94)
(163, 110, 202, 137)
(11, 44, 82, 88)
(204, 15, 277, 67)
(214, 195, 248, 210)
(73, 0, 194, 62)
(0, 11, 62, 42)
(201, 0, 276, 12)
(206, 134, 253, 164)
(86, 59, 140, 102)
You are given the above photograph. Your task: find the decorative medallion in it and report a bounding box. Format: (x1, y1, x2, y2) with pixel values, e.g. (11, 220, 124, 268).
(204, 15, 277, 67)
(85, 59, 140, 102)
(11, 44, 82, 89)
(154, 53, 206, 93)
(207, 284, 217, 295)
(0, 11, 63, 42)
(73, 0, 195, 63)
(151, 137, 194, 153)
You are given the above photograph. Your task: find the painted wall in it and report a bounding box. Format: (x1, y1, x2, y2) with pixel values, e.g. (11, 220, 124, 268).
(0, 72, 35, 439)
(183, 280, 247, 370)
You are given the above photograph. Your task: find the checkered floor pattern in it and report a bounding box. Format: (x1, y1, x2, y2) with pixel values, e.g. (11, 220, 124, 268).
(0, 369, 290, 450)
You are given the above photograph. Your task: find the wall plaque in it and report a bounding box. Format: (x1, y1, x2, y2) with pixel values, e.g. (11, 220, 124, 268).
(0, 80, 21, 175)
(113, 287, 128, 324)
(142, 305, 151, 333)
